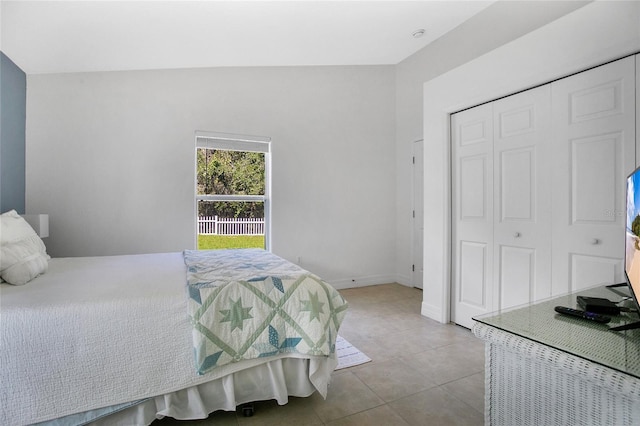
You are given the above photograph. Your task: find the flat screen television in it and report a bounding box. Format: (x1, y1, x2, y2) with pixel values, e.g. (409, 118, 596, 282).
(610, 166, 640, 331)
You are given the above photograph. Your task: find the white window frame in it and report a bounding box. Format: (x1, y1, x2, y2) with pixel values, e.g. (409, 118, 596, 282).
(195, 131, 272, 251)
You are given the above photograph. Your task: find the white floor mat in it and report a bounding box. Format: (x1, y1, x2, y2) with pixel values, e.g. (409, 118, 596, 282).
(335, 335, 371, 370)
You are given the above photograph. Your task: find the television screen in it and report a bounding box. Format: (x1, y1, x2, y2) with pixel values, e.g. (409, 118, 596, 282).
(613, 167, 640, 331)
(626, 168, 640, 305)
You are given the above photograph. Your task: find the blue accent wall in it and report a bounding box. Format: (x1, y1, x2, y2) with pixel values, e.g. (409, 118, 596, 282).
(0, 52, 26, 214)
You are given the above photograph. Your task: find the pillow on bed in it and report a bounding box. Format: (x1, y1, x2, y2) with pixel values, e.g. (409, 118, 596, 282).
(0, 210, 50, 285)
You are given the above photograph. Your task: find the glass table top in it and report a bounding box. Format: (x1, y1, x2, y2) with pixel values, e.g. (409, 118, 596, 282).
(474, 284, 640, 379)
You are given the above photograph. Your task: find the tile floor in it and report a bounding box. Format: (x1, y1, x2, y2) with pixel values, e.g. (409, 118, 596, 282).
(155, 283, 485, 425)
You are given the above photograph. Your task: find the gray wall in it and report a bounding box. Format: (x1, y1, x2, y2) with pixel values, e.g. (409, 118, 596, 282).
(25, 65, 397, 288)
(0, 52, 26, 213)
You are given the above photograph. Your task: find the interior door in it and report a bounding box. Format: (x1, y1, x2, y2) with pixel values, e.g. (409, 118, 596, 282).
(451, 103, 494, 328)
(551, 56, 636, 294)
(492, 85, 552, 308)
(412, 139, 424, 289)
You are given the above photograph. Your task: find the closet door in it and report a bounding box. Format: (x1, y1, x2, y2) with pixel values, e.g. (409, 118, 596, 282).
(492, 85, 552, 308)
(551, 56, 636, 294)
(452, 87, 553, 328)
(451, 104, 494, 328)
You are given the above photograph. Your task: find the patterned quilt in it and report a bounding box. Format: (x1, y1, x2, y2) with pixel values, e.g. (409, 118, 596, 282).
(184, 249, 349, 375)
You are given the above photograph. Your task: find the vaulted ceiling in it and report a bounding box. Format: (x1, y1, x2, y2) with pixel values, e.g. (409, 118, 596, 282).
(0, 1, 493, 74)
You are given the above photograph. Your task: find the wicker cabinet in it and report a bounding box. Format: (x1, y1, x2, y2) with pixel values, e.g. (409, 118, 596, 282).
(473, 285, 640, 425)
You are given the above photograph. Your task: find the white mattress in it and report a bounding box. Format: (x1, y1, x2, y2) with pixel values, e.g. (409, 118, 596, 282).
(0, 253, 334, 425)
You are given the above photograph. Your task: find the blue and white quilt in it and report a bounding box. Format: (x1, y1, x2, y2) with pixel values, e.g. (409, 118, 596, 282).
(184, 249, 348, 375)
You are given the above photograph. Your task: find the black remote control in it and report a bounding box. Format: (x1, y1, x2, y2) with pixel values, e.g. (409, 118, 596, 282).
(554, 306, 611, 323)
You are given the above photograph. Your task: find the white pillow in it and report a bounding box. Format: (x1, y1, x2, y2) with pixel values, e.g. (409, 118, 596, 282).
(0, 210, 50, 285)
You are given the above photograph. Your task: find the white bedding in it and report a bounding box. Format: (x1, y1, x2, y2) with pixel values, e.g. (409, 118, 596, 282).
(0, 252, 335, 425)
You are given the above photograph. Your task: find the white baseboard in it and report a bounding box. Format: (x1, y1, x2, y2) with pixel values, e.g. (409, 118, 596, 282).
(421, 301, 446, 324)
(328, 274, 400, 290)
(395, 273, 412, 287)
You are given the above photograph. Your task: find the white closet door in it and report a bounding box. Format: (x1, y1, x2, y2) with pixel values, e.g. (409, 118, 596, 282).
(492, 85, 552, 309)
(451, 103, 494, 328)
(551, 56, 636, 294)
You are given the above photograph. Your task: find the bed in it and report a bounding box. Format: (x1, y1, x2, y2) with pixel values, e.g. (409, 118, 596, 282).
(0, 211, 348, 425)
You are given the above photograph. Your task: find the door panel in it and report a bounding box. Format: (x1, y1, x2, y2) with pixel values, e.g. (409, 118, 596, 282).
(499, 148, 534, 221)
(498, 104, 536, 138)
(571, 133, 620, 224)
(451, 103, 494, 328)
(499, 245, 535, 308)
(460, 155, 489, 219)
(570, 79, 624, 123)
(460, 119, 491, 146)
(459, 241, 488, 307)
(571, 254, 622, 291)
(551, 57, 635, 294)
(493, 85, 552, 307)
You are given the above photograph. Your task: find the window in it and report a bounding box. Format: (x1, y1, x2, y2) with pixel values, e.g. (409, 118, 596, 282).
(195, 131, 271, 250)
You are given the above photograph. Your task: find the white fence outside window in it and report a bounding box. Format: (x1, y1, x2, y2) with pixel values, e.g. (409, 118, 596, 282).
(198, 216, 265, 235)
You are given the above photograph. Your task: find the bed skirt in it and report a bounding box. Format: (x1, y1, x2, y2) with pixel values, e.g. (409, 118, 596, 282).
(43, 355, 336, 426)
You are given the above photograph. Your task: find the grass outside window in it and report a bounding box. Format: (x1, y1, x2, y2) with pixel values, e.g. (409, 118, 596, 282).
(198, 235, 265, 250)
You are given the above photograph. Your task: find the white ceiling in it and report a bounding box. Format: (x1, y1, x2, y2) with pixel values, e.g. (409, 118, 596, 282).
(0, 1, 493, 75)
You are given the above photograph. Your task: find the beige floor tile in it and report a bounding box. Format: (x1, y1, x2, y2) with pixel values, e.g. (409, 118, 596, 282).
(325, 404, 411, 426)
(440, 372, 485, 414)
(401, 341, 485, 386)
(309, 372, 385, 423)
(385, 312, 436, 333)
(373, 327, 440, 356)
(389, 387, 484, 426)
(352, 358, 437, 402)
(345, 311, 405, 336)
(338, 334, 398, 364)
(416, 324, 479, 350)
